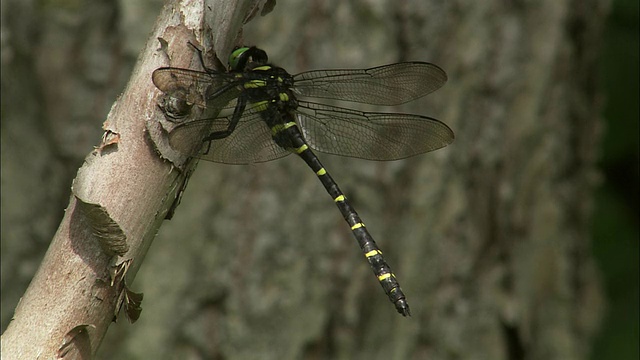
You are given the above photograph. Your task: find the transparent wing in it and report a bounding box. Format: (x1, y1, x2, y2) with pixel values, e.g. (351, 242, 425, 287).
(167, 103, 290, 164)
(293, 62, 447, 106)
(153, 68, 290, 164)
(296, 101, 454, 160)
(153, 64, 452, 163)
(152, 67, 242, 108)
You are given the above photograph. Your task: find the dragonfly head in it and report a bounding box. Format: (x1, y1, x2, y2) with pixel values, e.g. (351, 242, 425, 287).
(229, 46, 268, 71)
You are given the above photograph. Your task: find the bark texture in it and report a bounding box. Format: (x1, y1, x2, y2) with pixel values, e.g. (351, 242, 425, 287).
(1, 0, 257, 358)
(1, 0, 607, 359)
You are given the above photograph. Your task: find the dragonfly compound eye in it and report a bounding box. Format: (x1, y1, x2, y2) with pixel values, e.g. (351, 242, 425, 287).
(229, 46, 269, 71)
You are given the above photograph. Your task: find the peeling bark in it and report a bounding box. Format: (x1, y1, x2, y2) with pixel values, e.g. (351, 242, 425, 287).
(0, 0, 260, 358)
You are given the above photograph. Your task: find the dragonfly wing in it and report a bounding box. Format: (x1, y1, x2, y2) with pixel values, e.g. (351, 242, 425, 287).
(167, 116, 231, 160)
(204, 108, 291, 164)
(293, 62, 447, 106)
(169, 105, 290, 164)
(152, 68, 241, 108)
(296, 101, 454, 160)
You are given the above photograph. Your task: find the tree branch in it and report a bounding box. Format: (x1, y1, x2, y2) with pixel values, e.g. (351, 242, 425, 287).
(0, 0, 262, 358)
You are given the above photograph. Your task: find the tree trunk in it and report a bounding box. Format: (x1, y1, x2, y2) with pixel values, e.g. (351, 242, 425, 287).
(1, 0, 607, 359)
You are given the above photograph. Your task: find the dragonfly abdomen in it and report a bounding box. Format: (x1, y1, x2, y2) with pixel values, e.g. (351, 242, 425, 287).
(271, 119, 411, 316)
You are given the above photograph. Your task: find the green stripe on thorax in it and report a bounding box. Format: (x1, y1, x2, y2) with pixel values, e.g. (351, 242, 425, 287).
(252, 65, 271, 71)
(244, 79, 267, 88)
(251, 100, 269, 112)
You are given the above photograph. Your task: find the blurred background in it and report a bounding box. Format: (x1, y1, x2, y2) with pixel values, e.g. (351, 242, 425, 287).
(1, 0, 637, 359)
(590, 0, 639, 357)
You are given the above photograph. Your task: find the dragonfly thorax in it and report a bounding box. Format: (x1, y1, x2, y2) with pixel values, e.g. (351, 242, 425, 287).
(241, 66, 299, 114)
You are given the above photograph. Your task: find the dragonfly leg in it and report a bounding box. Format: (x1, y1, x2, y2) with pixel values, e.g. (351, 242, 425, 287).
(200, 96, 248, 155)
(186, 41, 224, 74)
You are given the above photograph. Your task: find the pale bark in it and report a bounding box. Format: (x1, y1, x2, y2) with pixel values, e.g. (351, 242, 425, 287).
(0, 0, 259, 358)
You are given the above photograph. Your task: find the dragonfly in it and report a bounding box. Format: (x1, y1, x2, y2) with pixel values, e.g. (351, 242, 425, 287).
(152, 45, 454, 316)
